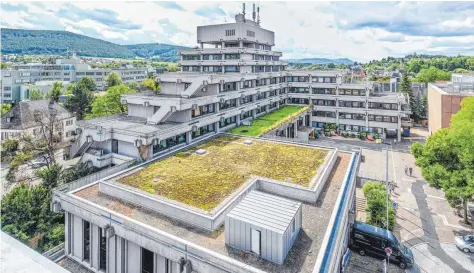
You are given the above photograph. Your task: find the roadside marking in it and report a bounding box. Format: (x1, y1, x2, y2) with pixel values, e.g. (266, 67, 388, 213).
(426, 194, 445, 200)
(390, 145, 397, 184)
(403, 178, 416, 182)
(436, 214, 471, 231)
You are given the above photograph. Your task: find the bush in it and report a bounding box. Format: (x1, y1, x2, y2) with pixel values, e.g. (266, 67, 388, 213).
(2, 139, 19, 152)
(362, 182, 396, 231)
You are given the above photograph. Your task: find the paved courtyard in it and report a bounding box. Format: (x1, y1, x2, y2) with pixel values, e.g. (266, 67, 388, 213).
(310, 134, 474, 273)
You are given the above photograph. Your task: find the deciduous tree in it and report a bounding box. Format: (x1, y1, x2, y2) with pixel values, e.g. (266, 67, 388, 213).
(29, 89, 43, 100)
(105, 72, 123, 88)
(411, 97, 474, 223)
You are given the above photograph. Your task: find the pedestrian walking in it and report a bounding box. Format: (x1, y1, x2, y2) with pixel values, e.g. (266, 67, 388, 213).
(409, 167, 413, 177)
(405, 165, 408, 175)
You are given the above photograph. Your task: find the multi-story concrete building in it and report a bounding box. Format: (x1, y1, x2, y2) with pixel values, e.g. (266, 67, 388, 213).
(1, 56, 147, 103)
(52, 7, 416, 273)
(428, 75, 474, 135)
(70, 13, 410, 166)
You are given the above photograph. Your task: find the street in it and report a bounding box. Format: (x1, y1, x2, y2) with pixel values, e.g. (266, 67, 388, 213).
(310, 132, 474, 273)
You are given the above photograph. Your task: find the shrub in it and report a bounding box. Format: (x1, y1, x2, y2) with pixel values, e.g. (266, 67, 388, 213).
(362, 182, 396, 231)
(2, 139, 19, 152)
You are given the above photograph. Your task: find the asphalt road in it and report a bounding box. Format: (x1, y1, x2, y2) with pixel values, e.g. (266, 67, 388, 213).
(312, 136, 474, 273)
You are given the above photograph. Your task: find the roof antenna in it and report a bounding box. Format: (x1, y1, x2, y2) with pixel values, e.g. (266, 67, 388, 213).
(242, 3, 246, 18)
(257, 5, 260, 25)
(252, 3, 256, 22)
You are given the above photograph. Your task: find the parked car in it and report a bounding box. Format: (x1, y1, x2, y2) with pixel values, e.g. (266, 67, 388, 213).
(455, 235, 474, 253)
(350, 221, 414, 269)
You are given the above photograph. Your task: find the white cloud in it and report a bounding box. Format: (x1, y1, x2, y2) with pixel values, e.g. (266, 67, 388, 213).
(2, 1, 474, 62)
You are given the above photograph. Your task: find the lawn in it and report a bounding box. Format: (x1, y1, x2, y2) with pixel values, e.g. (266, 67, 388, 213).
(117, 135, 328, 211)
(228, 105, 305, 136)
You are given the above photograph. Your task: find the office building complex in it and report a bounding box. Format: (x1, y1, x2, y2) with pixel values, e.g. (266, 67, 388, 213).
(1, 56, 147, 103)
(52, 7, 409, 273)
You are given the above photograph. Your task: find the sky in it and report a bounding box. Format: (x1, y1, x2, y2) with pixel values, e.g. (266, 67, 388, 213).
(1, 1, 474, 62)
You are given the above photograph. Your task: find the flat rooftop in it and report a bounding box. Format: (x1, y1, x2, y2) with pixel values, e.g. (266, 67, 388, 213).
(75, 152, 350, 273)
(113, 135, 329, 211)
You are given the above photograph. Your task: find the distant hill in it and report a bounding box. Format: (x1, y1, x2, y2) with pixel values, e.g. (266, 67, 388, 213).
(1, 28, 190, 62)
(284, 58, 354, 65)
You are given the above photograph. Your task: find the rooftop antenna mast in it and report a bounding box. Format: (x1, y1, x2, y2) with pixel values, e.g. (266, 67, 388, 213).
(252, 3, 256, 22)
(242, 3, 246, 18)
(257, 5, 260, 25)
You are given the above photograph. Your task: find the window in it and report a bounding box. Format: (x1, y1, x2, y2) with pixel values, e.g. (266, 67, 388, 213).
(3, 86, 11, 91)
(165, 258, 173, 273)
(192, 124, 215, 139)
(141, 248, 154, 273)
(292, 219, 296, 234)
(246, 30, 255, 37)
(66, 120, 73, 126)
(192, 104, 215, 118)
(83, 221, 90, 263)
(99, 227, 107, 271)
(153, 133, 186, 153)
(225, 54, 240, 60)
(225, 29, 236, 36)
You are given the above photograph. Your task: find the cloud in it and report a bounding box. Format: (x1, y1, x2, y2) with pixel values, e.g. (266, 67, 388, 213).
(1, 1, 474, 61)
(1, 3, 28, 12)
(57, 5, 141, 30)
(155, 2, 185, 11)
(194, 6, 226, 18)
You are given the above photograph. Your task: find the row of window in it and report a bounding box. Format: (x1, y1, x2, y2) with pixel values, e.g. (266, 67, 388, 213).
(152, 133, 186, 154)
(312, 111, 399, 123)
(287, 76, 337, 83)
(225, 29, 236, 36)
(253, 55, 280, 61)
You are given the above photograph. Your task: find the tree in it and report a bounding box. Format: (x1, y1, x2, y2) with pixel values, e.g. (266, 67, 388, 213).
(47, 81, 63, 102)
(362, 182, 396, 230)
(77, 77, 97, 92)
(1, 104, 12, 115)
(400, 72, 418, 121)
(0, 183, 64, 252)
(88, 84, 136, 118)
(105, 72, 123, 88)
(327, 63, 336, 69)
(411, 97, 474, 224)
(7, 106, 66, 185)
(29, 89, 44, 100)
(65, 81, 95, 120)
(414, 67, 451, 84)
(128, 81, 139, 91)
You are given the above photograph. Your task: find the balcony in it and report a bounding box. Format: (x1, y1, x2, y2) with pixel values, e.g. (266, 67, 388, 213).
(82, 149, 135, 169)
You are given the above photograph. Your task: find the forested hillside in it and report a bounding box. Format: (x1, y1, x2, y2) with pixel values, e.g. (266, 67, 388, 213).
(1, 28, 190, 61)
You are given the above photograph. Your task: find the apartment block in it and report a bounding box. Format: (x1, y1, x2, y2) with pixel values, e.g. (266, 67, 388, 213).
(0, 56, 147, 103)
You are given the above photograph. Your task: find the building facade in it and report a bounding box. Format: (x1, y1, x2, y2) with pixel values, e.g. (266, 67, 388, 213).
(428, 80, 474, 135)
(70, 14, 410, 165)
(1, 57, 147, 103)
(0, 100, 76, 143)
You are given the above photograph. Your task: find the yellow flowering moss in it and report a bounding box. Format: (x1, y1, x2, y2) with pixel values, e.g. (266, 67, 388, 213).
(118, 136, 327, 211)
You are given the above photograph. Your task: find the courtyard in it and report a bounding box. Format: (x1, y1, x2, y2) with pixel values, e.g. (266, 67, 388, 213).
(228, 105, 306, 136)
(117, 135, 328, 211)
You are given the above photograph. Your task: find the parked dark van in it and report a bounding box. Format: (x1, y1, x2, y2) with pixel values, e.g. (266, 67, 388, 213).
(350, 221, 414, 269)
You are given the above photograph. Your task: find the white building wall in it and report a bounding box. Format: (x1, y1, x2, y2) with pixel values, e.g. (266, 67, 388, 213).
(128, 104, 155, 119)
(117, 140, 140, 160)
(72, 215, 83, 261)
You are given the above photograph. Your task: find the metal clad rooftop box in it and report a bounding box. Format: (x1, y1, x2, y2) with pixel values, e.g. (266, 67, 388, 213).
(225, 190, 302, 264)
